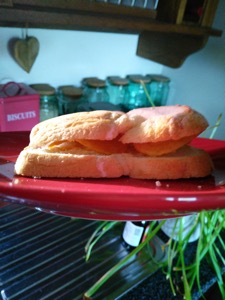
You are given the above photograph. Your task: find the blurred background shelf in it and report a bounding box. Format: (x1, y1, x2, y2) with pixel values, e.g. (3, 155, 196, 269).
(0, 0, 222, 67)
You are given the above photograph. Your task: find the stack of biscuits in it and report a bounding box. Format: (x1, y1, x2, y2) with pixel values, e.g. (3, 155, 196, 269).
(15, 105, 213, 179)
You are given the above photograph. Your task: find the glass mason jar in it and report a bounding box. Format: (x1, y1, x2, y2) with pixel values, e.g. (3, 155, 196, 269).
(146, 74, 170, 106)
(107, 76, 130, 109)
(57, 85, 84, 115)
(83, 78, 110, 103)
(30, 84, 58, 122)
(125, 74, 151, 110)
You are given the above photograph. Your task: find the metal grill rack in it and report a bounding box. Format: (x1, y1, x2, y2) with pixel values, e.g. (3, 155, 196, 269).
(0, 204, 166, 300)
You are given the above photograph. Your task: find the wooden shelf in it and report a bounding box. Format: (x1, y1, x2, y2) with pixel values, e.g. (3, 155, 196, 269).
(0, 0, 222, 67)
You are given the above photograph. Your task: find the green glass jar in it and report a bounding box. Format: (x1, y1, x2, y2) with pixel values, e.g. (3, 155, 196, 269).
(107, 76, 130, 108)
(83, 78, 110, 103)
(57, 85, 84, 115)
(30, 84, 58, 122)
(125, 75, 151, 110)
(146, 75, 170, 106)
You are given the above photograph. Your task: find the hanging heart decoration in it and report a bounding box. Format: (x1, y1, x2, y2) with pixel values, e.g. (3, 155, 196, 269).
(12, 36, 40, 73)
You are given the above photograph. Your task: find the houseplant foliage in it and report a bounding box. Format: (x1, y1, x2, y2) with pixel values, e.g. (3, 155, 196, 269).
(83, 211, 225, 300)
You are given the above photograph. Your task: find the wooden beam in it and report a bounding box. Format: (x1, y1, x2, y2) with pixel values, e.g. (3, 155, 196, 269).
(3, 0, 157, 19)
(0, 7, 221, 37)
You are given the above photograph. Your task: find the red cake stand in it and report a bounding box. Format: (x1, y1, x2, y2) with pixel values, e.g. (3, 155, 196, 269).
(0, 132, 225, 221)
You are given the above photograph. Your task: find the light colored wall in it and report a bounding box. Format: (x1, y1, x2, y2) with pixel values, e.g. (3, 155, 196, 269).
(0, 29, 162, 86)
(0, 0, 224, 139)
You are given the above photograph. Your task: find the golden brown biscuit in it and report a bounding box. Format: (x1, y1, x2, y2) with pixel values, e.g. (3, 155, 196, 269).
(14, 146, 213, 179)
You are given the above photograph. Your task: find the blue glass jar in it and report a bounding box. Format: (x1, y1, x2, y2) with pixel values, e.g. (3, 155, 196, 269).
(125, 75, 151, 110)
(83, 78, 110, 103)
(107, 76, 130, 109)
(30, 84, 58, 122)
(57, 85, 84, 115)
(146, 75, 170, 106)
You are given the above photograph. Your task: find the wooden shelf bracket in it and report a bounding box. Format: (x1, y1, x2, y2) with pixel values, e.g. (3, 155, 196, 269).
(137, 31, 208, 68)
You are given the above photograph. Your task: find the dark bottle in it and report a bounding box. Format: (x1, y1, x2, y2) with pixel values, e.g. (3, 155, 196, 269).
(122, 221, 149, 251)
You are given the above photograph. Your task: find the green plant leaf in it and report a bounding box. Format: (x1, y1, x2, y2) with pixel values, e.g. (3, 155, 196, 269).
(140, 80, 155, 107)
(85, 221, 118, 261)
(84, 220, 165, 299)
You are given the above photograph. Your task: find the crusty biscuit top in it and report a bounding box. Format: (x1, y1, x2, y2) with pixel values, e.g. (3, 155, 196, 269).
(119, 105, 208, 143)
(29, 110, 132, 148)
(29, 105, 208, 150)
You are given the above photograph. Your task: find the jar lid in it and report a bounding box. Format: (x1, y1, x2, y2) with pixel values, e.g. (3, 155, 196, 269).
(127, 75, 151, 84)
(82, 77, 98, 86)
(86, 78, 106, 88)
(146, 75, 170, 82)
(107, 76, 129, 86)
(58, 85, 74, 91)
(30, 84, 56, 95)
(61, 86, 83, 99)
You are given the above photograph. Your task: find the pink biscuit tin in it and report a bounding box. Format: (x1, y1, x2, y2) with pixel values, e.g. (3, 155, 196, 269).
(0, 82, 40, 132)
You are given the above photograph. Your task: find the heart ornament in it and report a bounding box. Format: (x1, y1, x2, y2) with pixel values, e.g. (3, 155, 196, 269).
(13, 36, 40, 73)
